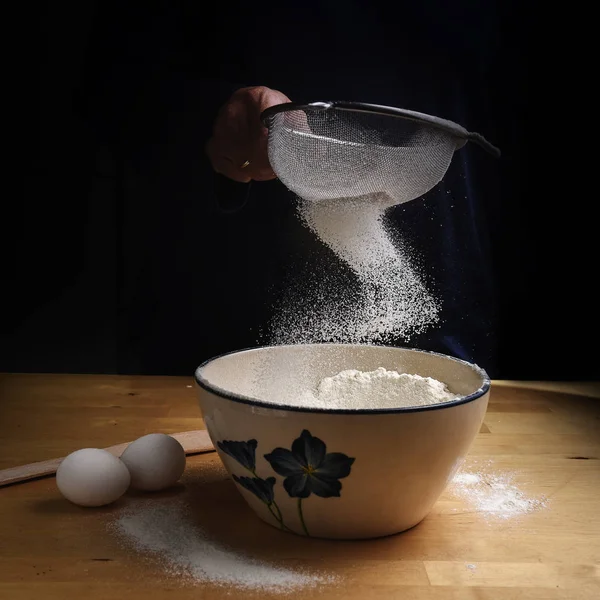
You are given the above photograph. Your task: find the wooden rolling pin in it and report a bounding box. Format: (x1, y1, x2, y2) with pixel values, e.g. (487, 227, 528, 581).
(0, 430, 216, 488)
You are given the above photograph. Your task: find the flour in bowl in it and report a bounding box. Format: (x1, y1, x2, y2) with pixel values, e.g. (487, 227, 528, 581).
(298, 367, 460, 409)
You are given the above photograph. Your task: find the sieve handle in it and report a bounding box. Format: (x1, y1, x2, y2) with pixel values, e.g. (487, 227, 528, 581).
(464, 131, 501, 158)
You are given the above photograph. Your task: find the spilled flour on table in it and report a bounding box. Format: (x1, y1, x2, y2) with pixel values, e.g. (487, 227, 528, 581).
(449, 466, 547, 519)
(109, 498, 335, 592)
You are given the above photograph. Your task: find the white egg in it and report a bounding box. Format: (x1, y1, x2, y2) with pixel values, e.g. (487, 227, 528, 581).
(56, 448, 131, 507)
(120, 433, 186, 491)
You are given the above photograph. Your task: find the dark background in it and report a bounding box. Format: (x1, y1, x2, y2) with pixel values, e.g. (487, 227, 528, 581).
(3, 1, 596, 380)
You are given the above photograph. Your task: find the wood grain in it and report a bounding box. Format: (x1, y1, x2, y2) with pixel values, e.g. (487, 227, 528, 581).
(0, 373, 599, 599)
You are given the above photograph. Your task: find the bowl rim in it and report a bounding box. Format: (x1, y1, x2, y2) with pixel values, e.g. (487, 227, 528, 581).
(194, 343, 491, 415)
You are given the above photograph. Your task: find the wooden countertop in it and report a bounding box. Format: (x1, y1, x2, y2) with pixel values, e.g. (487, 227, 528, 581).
(1, 373, 599, 599)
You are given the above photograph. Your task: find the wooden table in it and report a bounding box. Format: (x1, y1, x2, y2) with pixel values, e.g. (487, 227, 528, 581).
(1, 374, 599, 599)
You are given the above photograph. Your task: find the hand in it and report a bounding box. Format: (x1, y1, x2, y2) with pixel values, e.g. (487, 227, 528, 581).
(206, 86, 291, 183)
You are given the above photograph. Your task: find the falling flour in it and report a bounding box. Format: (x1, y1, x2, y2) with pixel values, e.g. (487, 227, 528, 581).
(297, 367, 460, 409)
(449, 468, 547, 519)
(266, 194, 440, 345)
(110, 499, 333, 592)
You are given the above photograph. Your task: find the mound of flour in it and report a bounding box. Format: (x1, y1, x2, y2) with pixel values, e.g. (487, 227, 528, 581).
(298, 367, 460, 409)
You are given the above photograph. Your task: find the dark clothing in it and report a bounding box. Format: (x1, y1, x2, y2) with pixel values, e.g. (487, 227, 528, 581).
(6, 1, 510, 377)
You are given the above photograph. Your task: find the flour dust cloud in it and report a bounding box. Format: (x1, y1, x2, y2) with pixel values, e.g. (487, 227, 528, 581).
(265, 193, 440, 346)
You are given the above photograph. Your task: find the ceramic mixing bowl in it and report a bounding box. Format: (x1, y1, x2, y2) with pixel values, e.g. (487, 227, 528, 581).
(194, 344, 490, 540)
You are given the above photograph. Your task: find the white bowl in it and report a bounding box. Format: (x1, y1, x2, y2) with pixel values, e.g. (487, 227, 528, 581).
(195, 343, 490, 540)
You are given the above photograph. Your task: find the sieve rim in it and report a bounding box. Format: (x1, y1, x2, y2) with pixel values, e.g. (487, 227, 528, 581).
(194, 343, 491, 416)
(261, 101, 500, 157)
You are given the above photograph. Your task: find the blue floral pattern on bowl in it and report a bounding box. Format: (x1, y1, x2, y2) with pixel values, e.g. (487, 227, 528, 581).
(217, 430, 355, 536)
